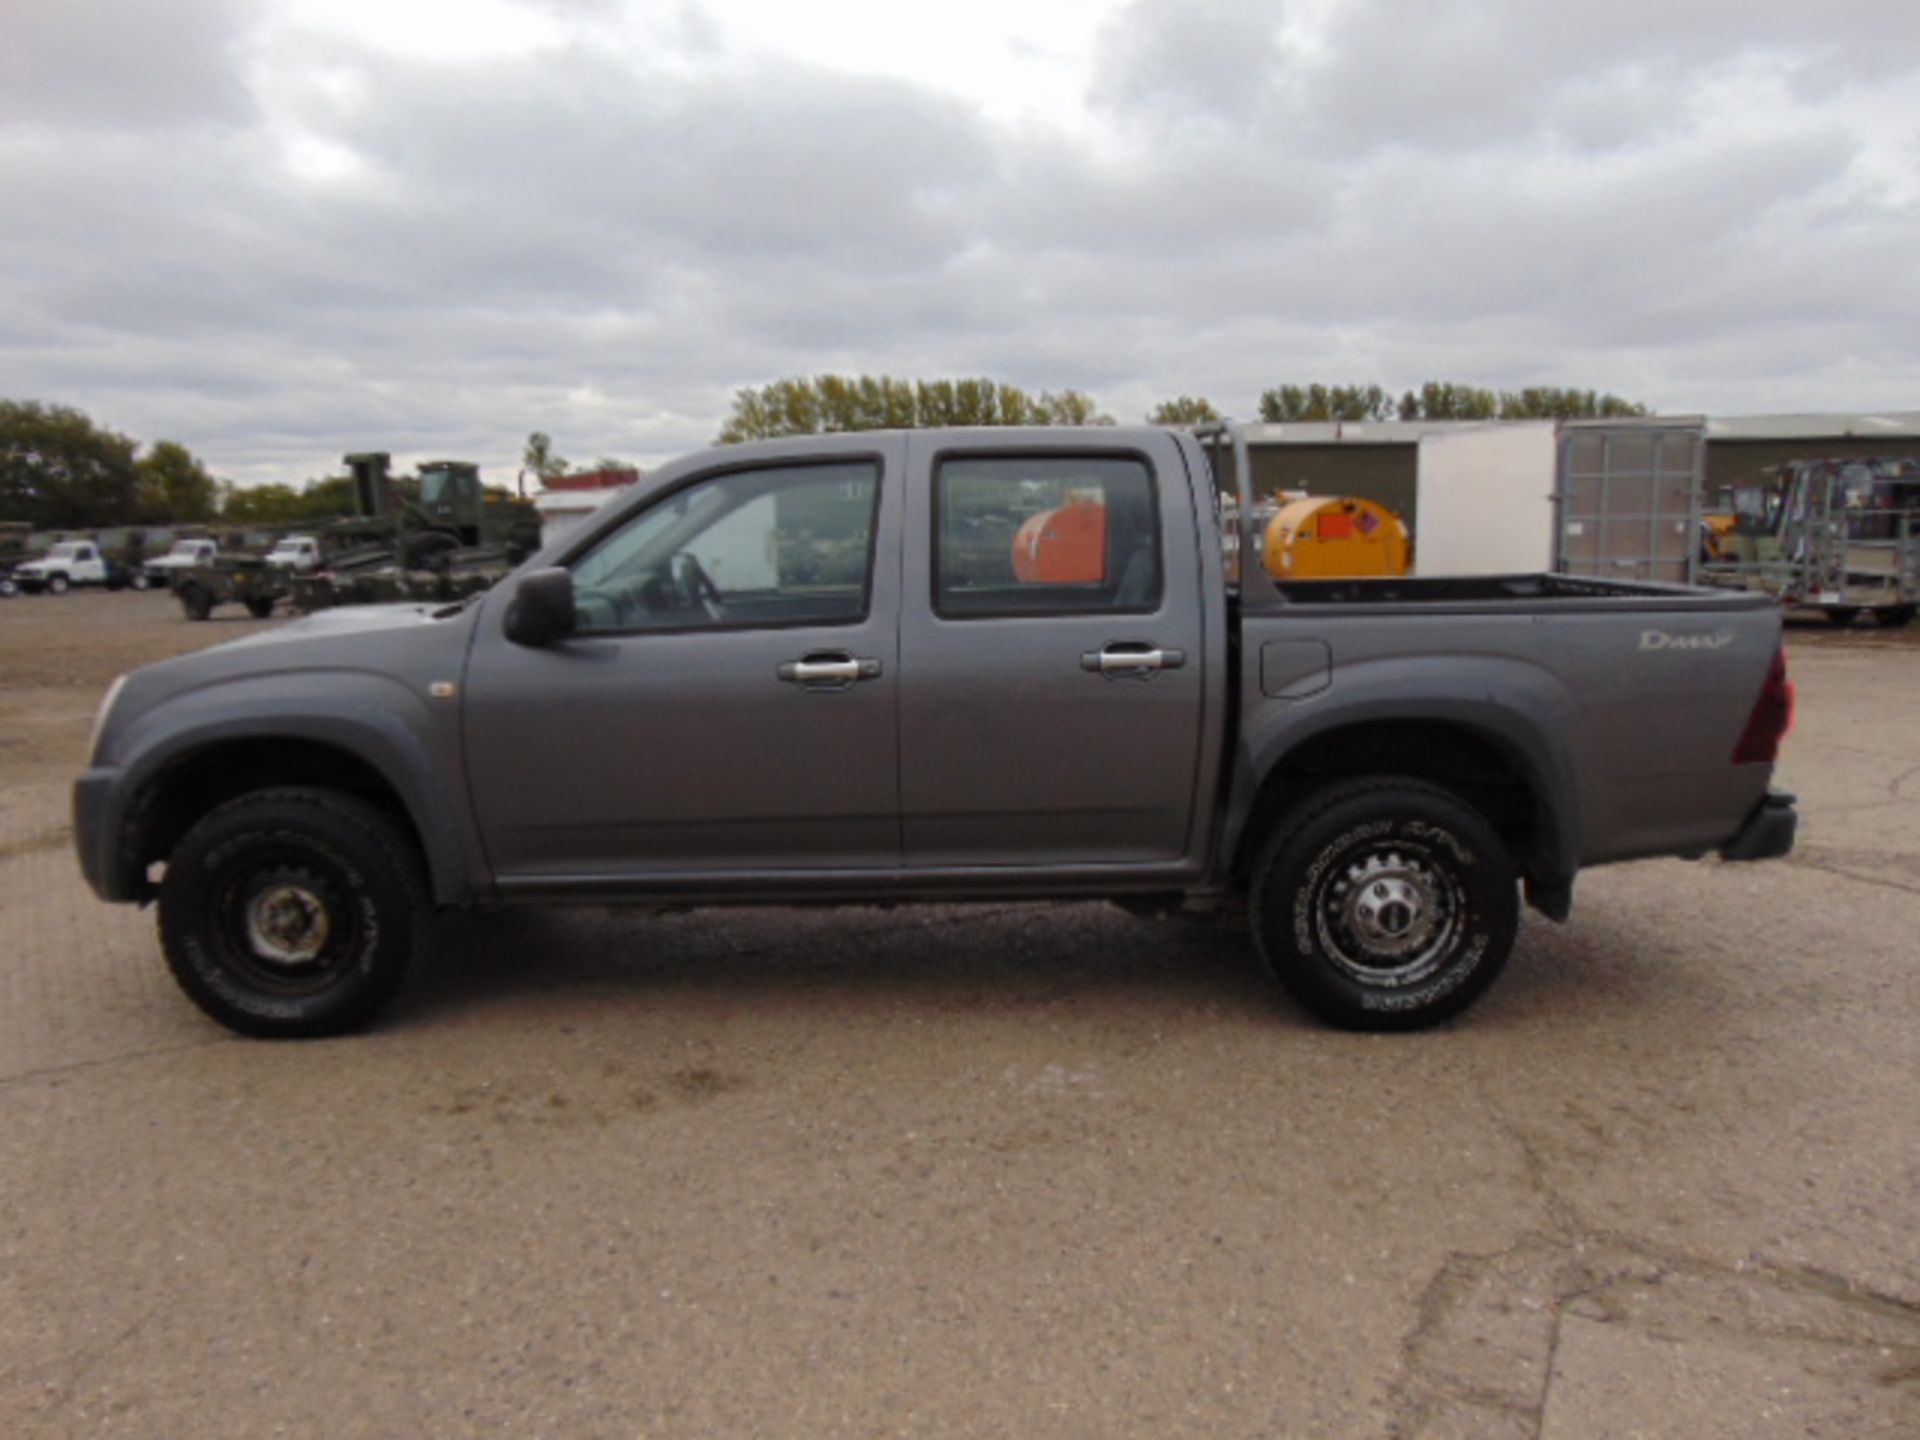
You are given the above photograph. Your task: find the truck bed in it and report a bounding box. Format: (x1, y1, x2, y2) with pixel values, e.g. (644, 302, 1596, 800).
(1265, 572, 1772, 610)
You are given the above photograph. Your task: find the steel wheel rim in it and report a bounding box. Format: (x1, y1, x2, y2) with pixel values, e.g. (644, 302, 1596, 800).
(1313, 839, 1465, 987)
(211, 855, 362, 995)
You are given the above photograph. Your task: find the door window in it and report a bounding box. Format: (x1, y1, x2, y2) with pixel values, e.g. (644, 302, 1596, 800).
(934, 455, 1160, 617)
(568, 461, 879, 633)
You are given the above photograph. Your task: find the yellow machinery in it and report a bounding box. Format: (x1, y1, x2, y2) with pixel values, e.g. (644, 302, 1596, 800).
(1699, 510, 1737, 562)
(1262, 495, 1410, 579)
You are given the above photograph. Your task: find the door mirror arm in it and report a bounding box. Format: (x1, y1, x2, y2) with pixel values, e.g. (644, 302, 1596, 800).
(502, 567, 578, 647)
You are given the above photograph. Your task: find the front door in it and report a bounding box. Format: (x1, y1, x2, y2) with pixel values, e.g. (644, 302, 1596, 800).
(464, 441, 903, 885)
(897, 434, 1208, 869)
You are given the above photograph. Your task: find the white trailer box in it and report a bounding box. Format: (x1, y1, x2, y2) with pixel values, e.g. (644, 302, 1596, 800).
(1412, 423, 1558, 576)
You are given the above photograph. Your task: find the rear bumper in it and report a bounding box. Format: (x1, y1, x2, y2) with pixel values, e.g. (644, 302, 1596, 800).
(1719, 789, 1797, 862)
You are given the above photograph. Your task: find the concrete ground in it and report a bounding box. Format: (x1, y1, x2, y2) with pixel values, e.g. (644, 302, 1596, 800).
(1, 592, 1915, 1438)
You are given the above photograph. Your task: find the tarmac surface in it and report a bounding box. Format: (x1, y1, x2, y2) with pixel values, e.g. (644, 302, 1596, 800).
(1, 591, 1916, 1438)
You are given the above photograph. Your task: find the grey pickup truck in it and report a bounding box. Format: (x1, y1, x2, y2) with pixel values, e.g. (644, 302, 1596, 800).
(74, 425, 1797, 1037)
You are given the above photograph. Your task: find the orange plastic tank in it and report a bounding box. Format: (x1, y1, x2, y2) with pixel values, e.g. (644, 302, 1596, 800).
(1262, 496, 1410, 579)
(1011, 500, 1107, 583)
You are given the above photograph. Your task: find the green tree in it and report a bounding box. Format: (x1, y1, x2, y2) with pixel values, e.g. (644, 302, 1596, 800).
(135, 440, 218, 523)
(219, 481, 306, 524)
(297, 474, 359, 520)
(0, 400, 141, 526)
(1258, 384, 1394, 423)
(523, 431, 569, 484)
(1496, 387, 1649, 419)
(717, 375, 1113, 443)
(1148, 396, 1222, 425)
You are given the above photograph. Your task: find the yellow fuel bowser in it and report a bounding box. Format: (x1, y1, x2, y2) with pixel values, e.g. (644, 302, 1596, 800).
(1262, 495, 1411, 579)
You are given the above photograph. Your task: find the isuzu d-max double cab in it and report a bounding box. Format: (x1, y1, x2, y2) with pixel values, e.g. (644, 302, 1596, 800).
(74, 426, 1796, 1037)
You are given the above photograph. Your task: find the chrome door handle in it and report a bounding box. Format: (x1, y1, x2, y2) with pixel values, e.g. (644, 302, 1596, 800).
(1080, 646, 1186, 674)
(778, 656, 882, 684)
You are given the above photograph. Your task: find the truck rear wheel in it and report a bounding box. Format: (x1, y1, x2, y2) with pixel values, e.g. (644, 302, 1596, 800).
(1872, 605, 1916, 629)
(1249, 777, 1518, 1030)
(157, 787, 426, 1037)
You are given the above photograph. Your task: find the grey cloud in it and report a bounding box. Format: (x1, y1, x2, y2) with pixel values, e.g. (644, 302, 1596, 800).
(0, 1, 1916, 486)
(0, 0, 254, 129)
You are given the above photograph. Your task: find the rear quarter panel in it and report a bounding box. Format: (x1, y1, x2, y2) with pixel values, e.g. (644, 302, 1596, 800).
(1232, 594, 1782, 872)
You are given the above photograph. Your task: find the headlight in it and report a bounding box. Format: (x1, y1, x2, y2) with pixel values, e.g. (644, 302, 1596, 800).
(89, 673, 128, 759)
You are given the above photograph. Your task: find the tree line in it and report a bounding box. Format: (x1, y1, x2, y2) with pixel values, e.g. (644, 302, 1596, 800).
(716, 376, 1648, 441)
(0, 405, 598, 530)
(0, 401, 219, 529)
(1255, 382, 1649, 423)
(4, 378, 1655, 528)
(717, 376, 1114, 442)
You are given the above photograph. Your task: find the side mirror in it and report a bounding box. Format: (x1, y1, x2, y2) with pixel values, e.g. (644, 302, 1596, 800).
(502, 567, 577, 647)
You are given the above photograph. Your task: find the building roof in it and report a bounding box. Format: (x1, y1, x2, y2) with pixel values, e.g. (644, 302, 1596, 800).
(1236, 420, 1558, 445)
(534, 487, 628, 514)
(1239, 412, 1920, 446)
(541, 467, 642, 492)
(1703, 412, 1920, 441)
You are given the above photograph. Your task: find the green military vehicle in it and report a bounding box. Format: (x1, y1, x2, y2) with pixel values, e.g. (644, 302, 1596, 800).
(287, 453, 540, 612)
(173, 529, 290, 620)
(1700, 457, 1919, 627)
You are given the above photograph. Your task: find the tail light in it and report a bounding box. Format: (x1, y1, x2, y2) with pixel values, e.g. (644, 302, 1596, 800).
(1733, 646, 1794, 764)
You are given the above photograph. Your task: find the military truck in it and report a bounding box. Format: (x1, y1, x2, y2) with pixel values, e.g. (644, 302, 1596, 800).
(172, 557, 288, 621)
(287, 453, 540, 612)
(1700, 457, 1919, 627)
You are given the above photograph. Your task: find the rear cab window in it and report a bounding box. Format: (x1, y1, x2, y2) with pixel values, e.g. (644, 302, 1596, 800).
(934, 455, 1161, 617)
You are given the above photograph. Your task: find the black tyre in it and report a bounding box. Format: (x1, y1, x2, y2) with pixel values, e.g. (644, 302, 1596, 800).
(130, 571, 151, 591)
(158, 787, 426, 1037)
(47, 573, 70, 595)
(1823, 607, 1860, 628)
(1872, 605, 1916, 629)
(1249, 777, 1518, 1030)
(244, 595, 276, 619)
(178, 583, 213, 621)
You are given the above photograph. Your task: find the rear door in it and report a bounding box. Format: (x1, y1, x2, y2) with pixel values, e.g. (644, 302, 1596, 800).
(898, 433, 1207, 869)
(463, 439, 903, 885)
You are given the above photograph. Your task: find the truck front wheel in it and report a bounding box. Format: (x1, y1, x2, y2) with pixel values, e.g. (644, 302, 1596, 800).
(157, 787, 426, 1037)
(1249, 777, 1518, 1030)
(177, 583, 213, 620)
(46, 573, 70, 595)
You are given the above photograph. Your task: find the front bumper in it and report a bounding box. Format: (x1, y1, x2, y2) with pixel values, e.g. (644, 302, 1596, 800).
(1719, 789, 1797, 862)
(72, 767, 135, 901)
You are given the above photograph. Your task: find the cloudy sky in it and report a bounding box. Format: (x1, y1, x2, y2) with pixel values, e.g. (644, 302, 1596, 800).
(4, 0, 1917, 486)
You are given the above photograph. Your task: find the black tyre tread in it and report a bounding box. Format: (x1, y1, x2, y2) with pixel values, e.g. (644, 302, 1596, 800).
(1249, 774, 1517, 1031)
(1253, 774, 1463, 877)
(158, 786, 427, 1037)
(244, 596, 276, 619)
